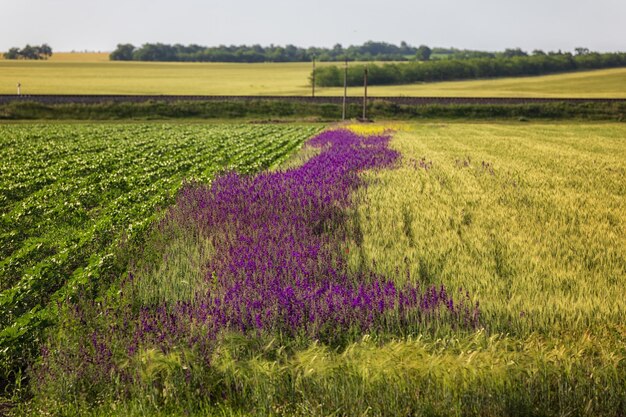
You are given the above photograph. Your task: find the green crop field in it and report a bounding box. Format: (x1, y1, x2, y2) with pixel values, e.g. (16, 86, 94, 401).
(0, 122, 322, 396)
(3, 120, 625, 416)
(1, 55, 626, 97)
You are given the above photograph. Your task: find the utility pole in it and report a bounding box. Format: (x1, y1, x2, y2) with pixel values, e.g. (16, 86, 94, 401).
(311, 56, 316, 98)
(362, 66, 368, 120)
(342, 59, 348, 120)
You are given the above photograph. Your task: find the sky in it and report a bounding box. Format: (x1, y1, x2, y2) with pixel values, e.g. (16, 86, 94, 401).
(1, 0, 625, 53)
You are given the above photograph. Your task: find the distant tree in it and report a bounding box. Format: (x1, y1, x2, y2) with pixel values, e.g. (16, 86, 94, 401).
(416, 45, 432, 61)
(574, 47, 590, 56)
(39, 43, 53, 58)
(110, 44, 136, 61)
(331, 43, 344, 58)
(132, 43, 177, 61)
(502, 48, 528, 58)
(399, 41, 412, 54)
(21, 44, 40, 59)
(430, 47, 495, 60)
(3, 47, 20, 59)
(314, 51, 626, 87)
(108, 41, 411, 63)
(102, 42, 622, 67)
(3, 44, 53, 60)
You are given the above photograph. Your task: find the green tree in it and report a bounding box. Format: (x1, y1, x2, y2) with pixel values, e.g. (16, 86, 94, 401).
(416, 45, 432, 61)
(3, 44, 53, 60)
(575, 47, 590, 56)
(110, 44, 136, 61)
(3, 47, 20, 59)
(502, 48, 528, 58)
(39, 44, 53, 58)
(131, 43, 177, 61)
(20, 45, 40, 59)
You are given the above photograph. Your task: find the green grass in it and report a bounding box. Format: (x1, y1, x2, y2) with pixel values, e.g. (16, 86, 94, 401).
(1, 57, 626, 97)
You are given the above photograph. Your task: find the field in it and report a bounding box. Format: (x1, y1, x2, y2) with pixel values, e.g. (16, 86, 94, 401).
(0, 60, 327, 96)
(0, 123, 322, 395)
(350, 123, 626, 334)
(1, 54, 626, 97)
(0, 52, 110, 62)
(2, 120, 624, 416)
(357, 68, 626, 98)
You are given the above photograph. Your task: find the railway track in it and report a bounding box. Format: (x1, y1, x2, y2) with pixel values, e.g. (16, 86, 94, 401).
(1, 94, 625, 105)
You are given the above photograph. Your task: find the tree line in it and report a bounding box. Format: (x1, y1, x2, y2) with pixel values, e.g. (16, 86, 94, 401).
(109, 42, 431, 62)
(3, 44, 53, 60)
(314, 51, 626, 87)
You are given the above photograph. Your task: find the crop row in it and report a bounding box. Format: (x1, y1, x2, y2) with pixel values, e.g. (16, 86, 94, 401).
(0, 123, 321, 381)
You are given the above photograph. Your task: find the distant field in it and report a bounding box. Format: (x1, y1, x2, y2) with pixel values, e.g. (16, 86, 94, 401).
(1, 53, 626, 96)
(371, 68, 626, 98)
(0, 59, 326, 95)
(48, 52, 110, 62)
(0, 52, 110, 62)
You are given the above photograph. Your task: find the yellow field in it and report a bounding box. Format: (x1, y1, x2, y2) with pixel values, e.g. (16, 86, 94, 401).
(349, 122, 626, 335)
(0, 60, 323, 95)
(49, 52, 110, 62)
(1, 52, 625, 96)
(0, 52, 110, 63)
(373, 68, 626, 98)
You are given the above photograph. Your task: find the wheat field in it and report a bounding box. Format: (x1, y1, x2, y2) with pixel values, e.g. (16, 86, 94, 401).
(1, 53, 625, 97)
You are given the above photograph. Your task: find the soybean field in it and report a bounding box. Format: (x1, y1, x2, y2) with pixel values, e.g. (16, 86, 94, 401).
(0, 122, 322, 387)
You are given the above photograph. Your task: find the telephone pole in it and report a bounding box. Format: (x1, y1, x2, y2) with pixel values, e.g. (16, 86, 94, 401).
(342, 59, 348, 120)
(311, 56, 316, 98)
(362, 66, 368, 120)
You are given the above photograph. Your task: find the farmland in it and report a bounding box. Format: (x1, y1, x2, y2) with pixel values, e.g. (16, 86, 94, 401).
(2, 121, 623, 416)
(0, 52, 110, 63)
(350, 123, 626, 334)
(0, 123, 322, 396)
(1, 56, 626, 97)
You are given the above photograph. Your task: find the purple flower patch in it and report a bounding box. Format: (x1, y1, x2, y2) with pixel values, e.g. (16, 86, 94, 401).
(126, 129, 479, 349)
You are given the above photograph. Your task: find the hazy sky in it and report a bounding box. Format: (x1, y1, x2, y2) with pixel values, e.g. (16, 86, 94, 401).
(1, 0, 624, 52)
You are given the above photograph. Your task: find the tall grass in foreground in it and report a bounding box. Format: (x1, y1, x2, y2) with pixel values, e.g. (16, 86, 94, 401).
(23, 332, 626, 416)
